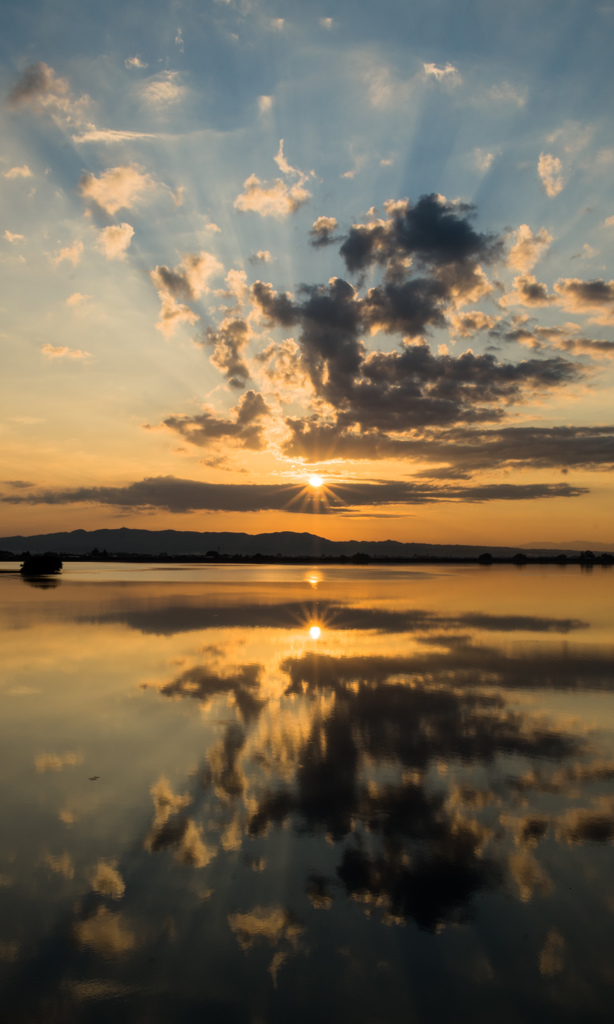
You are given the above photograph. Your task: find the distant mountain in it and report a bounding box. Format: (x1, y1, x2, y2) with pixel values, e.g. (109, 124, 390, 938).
(0, 527, 606, 558)
(527, 540, 614, 552)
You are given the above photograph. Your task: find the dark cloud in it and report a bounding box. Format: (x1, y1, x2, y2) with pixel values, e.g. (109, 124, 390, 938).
(253, 274, 581, 432)
(283, 420, 614, 473)
(203, 317, 252, 389)
(554, 278, 614, 323)
(309, 215, 340, 247)
(555, 278, 614, 306)
(161, 390, 269, 449)
(8, 62, 66, 106)
(500, 275, 554, 307)
(339, 194, 502, 276)
(161, 664, 263, 721)
(0, 475, 588, 513)
(88, 599, 586, 638)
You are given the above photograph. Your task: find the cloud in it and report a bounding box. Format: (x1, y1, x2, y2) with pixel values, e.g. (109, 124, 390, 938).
(423, 62, 461, 84)
(51, 240, 83, 267)
(252, 258, 579, 434)
(473, 148, 497, 172)
(309, 215, 339, 247)
(35, 751, 83, 772)
(74, 908, 136, 957)
(234, 175, 311, 219)
(234, 142, 312, 219)
(139, 70, 185, 108)
(339, 193, 501, 280)
(175, 27, 184, 52)
(486, 82, 526, 106)
(150, 250, 224, 336)
(553, 278, 614, 324)
(125, 56, 148, 69)
(4, 165, 32, 179)
(538, 153, 564, 197)
(249, 250, 272, 264)
(205, 316, 252, 387)
(66, 292, 90, 306)
(161, 391, 270, 449)
(228, 906, 303, 951)
(449, 311, 500, 338)
(41, 344, 91, 359)
(258, 95, 273, 113)
(72, 126, 158, 143)
(96, 223, 134, 260)
(0, 474, 588, 513)
(320, 17, 333, 28)
(90, 862, 125, 899)
(499, 275, 554, 308)
(4, 230, 24, 244)
(7, 62, 88, 124)
(79, 164, 156, 215)
(507, 225, 552, 272)
(282, 422, 614, 473)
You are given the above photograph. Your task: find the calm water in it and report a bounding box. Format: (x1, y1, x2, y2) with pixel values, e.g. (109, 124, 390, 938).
(1, 563, 613, 1023)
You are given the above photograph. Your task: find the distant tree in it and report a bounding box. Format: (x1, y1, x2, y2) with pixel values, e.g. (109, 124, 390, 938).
(478, 553, 493, 565)
(20, 552, 62, 576)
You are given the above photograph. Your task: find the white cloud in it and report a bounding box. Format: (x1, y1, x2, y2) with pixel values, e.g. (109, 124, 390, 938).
(274, 140, 300, 177)
(175, 28, 184, 52)
(79, 164, 156, 215)
(96, 223, 134, 261)
(487, 81, 526, 107)
(538, 153, 564, 197)
(508, 224, 552, 272)
(4, 165, 32, 179)
(72, 126, 157, 143)
(320, 17, 333, 28)
(271, 18, 285, 30)
(473, 148, 498, 172)
(423, 62, 461, 84)
(234, 175, 311, 219)
(52, 240, 83, 267)
(4, 230, 25, 244)
(250, 250, 272, 263)
(125, 56, 148, 69)
(66, 292, 90, 306)
(604, 214, 614, 227)
(235, 142, 312, 219)
(547, 121, 593, 154)
(139, 71, 185, 108)
(41, 344, 91, 359)
(259, 95, 273, 113)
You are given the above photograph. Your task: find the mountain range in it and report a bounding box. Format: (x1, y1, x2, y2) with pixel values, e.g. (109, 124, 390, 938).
(0, 528, 610, 558)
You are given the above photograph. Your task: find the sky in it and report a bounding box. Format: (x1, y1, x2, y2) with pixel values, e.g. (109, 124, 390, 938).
(1, 0, 614, 545)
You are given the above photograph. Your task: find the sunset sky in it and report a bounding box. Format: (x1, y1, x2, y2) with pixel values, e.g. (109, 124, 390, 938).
(1, 0, 613, 545)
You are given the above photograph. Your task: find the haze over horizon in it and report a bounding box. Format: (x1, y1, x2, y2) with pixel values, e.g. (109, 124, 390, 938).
(2, 0, 614, 546)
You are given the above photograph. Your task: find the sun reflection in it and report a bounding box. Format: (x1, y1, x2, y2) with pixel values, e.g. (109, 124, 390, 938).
(305, 572, 322, 589)
(309, 625, 321, 640)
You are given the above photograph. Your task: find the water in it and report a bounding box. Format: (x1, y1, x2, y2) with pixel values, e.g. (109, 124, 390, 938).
(0, 563, 613, 1023)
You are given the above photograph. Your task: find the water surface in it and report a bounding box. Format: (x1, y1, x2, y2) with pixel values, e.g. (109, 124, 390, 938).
(1, 564, 613, 1023)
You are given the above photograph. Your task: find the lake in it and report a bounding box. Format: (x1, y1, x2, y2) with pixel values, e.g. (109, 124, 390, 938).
(1, 563, 613, 1023)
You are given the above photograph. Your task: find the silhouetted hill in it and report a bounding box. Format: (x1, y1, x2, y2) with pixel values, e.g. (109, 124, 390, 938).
(0, 528, 605, 559)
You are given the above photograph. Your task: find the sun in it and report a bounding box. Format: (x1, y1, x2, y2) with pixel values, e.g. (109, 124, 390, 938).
(309, 474, 323, 489)
(309, 625, 321, 639)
